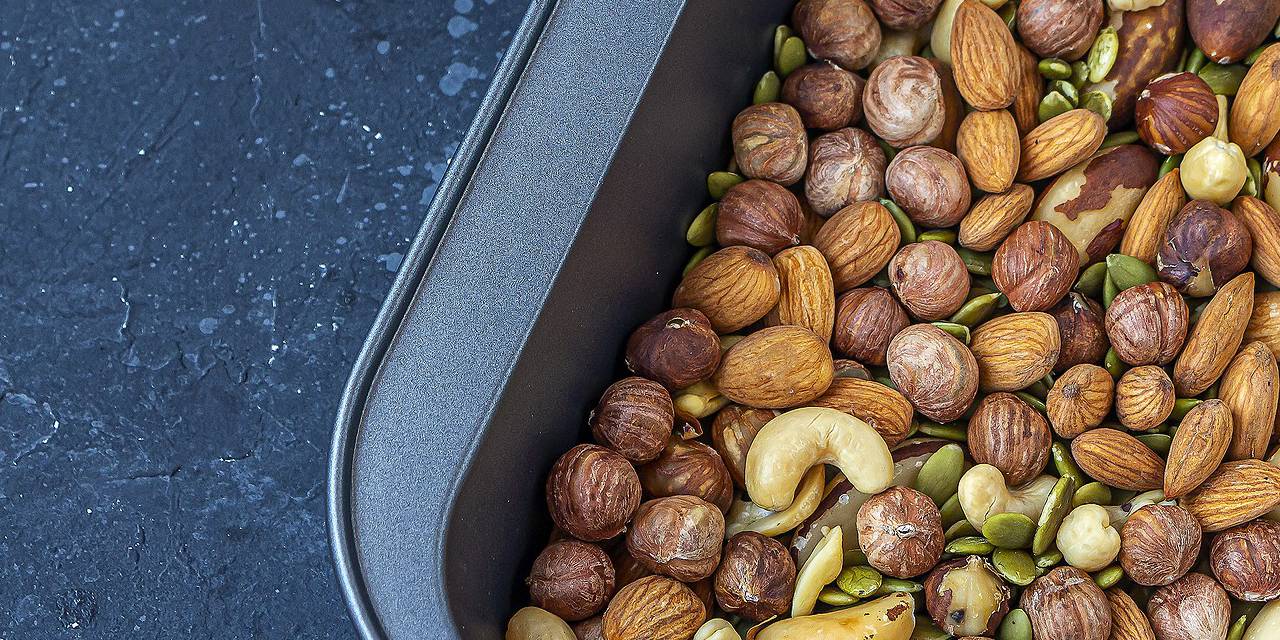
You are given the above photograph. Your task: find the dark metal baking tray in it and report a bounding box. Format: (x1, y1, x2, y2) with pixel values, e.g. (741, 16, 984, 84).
(327, 1, 788, 637)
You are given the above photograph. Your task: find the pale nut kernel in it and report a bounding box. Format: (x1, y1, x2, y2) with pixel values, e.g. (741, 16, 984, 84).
(924, 556, 1013, 637)
(957, 464, 1057, 529)
(507, 607, 576, 640)
(1056, 504, 1121, 572)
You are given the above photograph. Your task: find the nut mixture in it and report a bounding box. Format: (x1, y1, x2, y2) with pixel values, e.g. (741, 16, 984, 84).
(507, 1, 1280, 639)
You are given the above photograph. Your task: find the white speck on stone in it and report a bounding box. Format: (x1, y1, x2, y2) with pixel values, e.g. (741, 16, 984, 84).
(454, 0, 473, 12)
(376, 40, 390, 55)
(439, 62, 480, 96)
(448, 16, 478, 38)
(324, 67, 335, 79)
(198, 318, 219, 334)
(378, 252, 404, 272)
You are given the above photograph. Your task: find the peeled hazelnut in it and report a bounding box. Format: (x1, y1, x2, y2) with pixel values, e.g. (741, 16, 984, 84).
(792, 0, 882, 71)
(889, 241, 971, 321)
(1021, 566, 1113, 640)
(710, 405, 778, 489)
(1210, 519, 1280, 601)
(1016, 0, 1104, 61)
(713, 325, 835, 409)
(1147, 573, 1231, 640)
(639, 437, 735, 513)
(547, 444, 642, 542)
(858, 486, 944, 578)
(1181, 96, 1248, 206)
(925, 556, 1012, 637)
(602, 575, 706, 640)
(625, 308, 721, 389)
(626, 495, 725, 583)
(673, 246, 781, 333)
(590, 377, 674, 464)
(886, 146, 972, 228)
(992, 221, 1081, 312)
(813, 200, 902, 291)
(717, 179, 804, 255)
(1049, 293, 1109, 373)
(1157, 200, 1253, 297)
(833, 287, 910, 366)
(731, 103, 807, 187)
(867, 0, 943, 29)
(1056, 504, 1122, 572)
(1136, 73, 1219, 156)
(713, 532, 796, 621)
(508, 607, 576, 640)
(1046, 363, 1114, 439)
(1104, 282, 1190, 366)
(804, 127, 887, 217)
(528, 540, 616, 621)
(1114, 366, 1176, 432)
(887, 323, 979, 422)
(1119, 504, 1202, 587)
(968, 392, 1052, 486)
(864, 56, 946, 148)
(782, 63, 866, 131)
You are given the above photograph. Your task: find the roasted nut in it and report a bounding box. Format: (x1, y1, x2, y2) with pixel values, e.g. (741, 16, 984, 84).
(886, 146, 972, 228)
(1231, 43, 1280, 157)
(792, 0, 882, 71)
(810, 376, 915, 446)
(639, 437, 735, 513)
(959, 184, 1035, 251)
(1175, 272, 1256, 397)
(925, 556, 1012, 637)
(717, 179, 805, 256)
(957, 464, 1057, 528)
(887, 323, 980, 422)
(1187, 0, 1280, 65)
(756, 593, 916, 640)
(864, 56, 946, 148)
(1021, 566, 1113, 640)
(1047, 364, 1114, 438)
(833, 287, 910, 366)
(858, 486, 945, 578)
(868, 0, 944, 29)
(625, 308, 721, 389)
(792, 525, 844, 617)
(1114, 366, 1175, 432)
(1072, 428, 1167, 491)
(602, 575, 706, 640)
(710, 405, 778, 489)
(1136, 72, 1219, 156)
(889, 241, 970, 320)
(1164, 399, 1233, 499)
(627, 495, 725, 582)
(812, 200, 901, 291)
(782, 62, 865, 132)
(956, 109, 1021, 194)
(970, 312, 1061, 392)
(590, 377, 674, 464)
(1049, 294, 1109, 372)
(1157, 200, 1253, 297)
(1104, 282, 1189, 366)
(1234, 195, 1280, 289)
(992, 221, 1080, 312)
(1121, 168, 1188, 265)
(1247, 291, 1280, 360)
(1219, 341, 1280, 461)
(714, 532, 796, 621)
(969, 392, 1052, 486)
(714, 326, 834, 409)
(674, 246, 781, 333)
(804, 128, 886, 217)
(1119, 504, 1202, 587)
(547, 444, 642, 542)
(1016, 0, 1104, 61)
(1056, 504, 1121, 572)
(1146, 573, 1231, 640)
(731, 103, 807, 187)
(528, 540, 616, 621)
(1209, 519, 1280, 601)
(1082, 0, 1186, 129)
(508, 607, 576, 640)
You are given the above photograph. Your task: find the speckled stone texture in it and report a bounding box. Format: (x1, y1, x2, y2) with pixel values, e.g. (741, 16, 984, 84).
(0, 1, 528, 637)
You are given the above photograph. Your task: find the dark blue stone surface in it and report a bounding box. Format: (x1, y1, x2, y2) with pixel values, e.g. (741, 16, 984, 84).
(0, 1, 529, 636)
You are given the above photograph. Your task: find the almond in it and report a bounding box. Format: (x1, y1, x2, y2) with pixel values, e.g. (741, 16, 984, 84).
(1218, 341, 1279, 460)
(674, 246, 782, 333)
(1119, 168, 1187, 265)
(959, 184, 1035, 251)
(957, 109, 1021, 193)
(603, 575, 706, 640)
(765, 246, 836, 342)
(810, 377, 914, 446)
(1182, 460, 1280, 532)
(1105, 588, 1157, 640)
(1229, 43, 1280, 157)
(969, 312, 1061, 392)
(1046, 363, 1114, 439)
(1018, 109, 1108, 182)
(1246, 291, 1280, 360)
(1174, 272, 1255, 397)
(1071, 428, 1166, 491)
(812, 201, 901, 292)
(1233, 195, 1280, 288)
(1164, 399, 1233, 498)
(714, 326, 834, 409)
(1011, 45, 1043, 136)
(950, 0, 1021, 111)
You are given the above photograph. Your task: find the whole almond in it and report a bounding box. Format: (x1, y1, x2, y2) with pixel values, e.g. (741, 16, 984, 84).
(1115, 365, 1175, 432)
(970, 312, 1061, 392)
(1218, 341, 1279, 460)
(1229, 43, 1280, 157)
(1047, 363, 1114, 438)
(957, 109, 1021, 193)
(811, 377, 914, 446)
(1174, 272, 1255, 397)
(674, 246, 781, 333)
(1182, 460, 1280, 532)
(1071, 428, 1166, 491)
(602, 575, 706, 640)
(765, 246, 836, 342)
(1119, 168, 1187, 265)
(1233, 196, 1280, 287)
(714, 326, 834, 409)
(1018, 109, 1107, 182)
(1164, 399, 1233, 498)
(1011, 45, 1043, 136)
(959, 184, 1035, 251)
(950, 0, 1021, 111)
(1105, 589, 1156, 640)
(968, 392, 1052, 486)
(1246, 291, 1280, 360)
(812, 201, 901, 291)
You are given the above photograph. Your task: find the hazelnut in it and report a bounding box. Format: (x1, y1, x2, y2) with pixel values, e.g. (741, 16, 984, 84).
(590, 377, 674, 464)
(731, 103, 807, 187)
(626, 495, 725, 582)
(968, 392, 1052, 486)
(713, 532, 796, 621)
(782, 62, 866, 131)
(992, 221, 1081, 312)
(673, 246, 781, 333)
(1147, 573, 1231, 640)
(528, 540, 617, 621)
(1021, 566, 1113, 640)
(610, 547, 653, 590)
(887, 323, 979, 422)
(867, 0, 944, 30)
(1180, 97, 1249, 206)
(804, 127, 887, 217)
(1056, 504, 1122, 572)
(833, 287, 910, 366)
(1104, 282, 1190, 366)
(710, 405, 778, 488)
(1210, 519, 1280, 601)
(1016, 0, 1104, 61)
(1046, 363, 1114, 438)
(639, 437, 735, 513)
(713, 325, 835, 409)
(864, 56, 947, 148)
(547, 444, 642, 542)
(792, 0, 882, 71)
(924, 556, 1012, 637)
(1136, 73, 1219, 156)
(625, 308, 721, 389)
(1119, 504, 1203, 587)
(886, 146, 972, 228)
(1048, 293, 1109, 373)
(858, 486, 945, 578)
(812, 201, 901, 291)
(1114, 366, 1176, 432)
(572, 617, 604, 640)
(602, 575, 706, 640)
(833, 358, 872, 378)
(717, 179, 805, 255)
(889, 241, 971, 321)
(1157, 200, 1253, 297)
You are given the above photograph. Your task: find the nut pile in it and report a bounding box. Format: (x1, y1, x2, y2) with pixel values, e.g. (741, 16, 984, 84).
(506, 1, 1280, 639)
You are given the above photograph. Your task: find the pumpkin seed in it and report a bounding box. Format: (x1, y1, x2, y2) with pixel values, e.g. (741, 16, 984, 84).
(876, 375, 898, 390)
(1070, 60, 1089, 88)
(912, 619, 951, 640)
(1103, 271, 1120, 307)
(1159, 153, 1184, 177)
(878, 139, 898, 162)
(753, 71, 781, 104)
(950, 292, 1002, 327)
(1075, 261, 1108, 298)
(931, 321, 971, 345)
(1093, 565, 1124, 589)
(1202, 381, 1219, 400)
(1104, 347, 1126, 379)
(1024, 379, 1050, 400)
(1247, 45, 1268, 65)
(915, 443, 966, 505)
(918, 229, 957, 244)
(1087, 27, 1119, 83)
(992, 549, 1038, 586)
(1136, 433, 1172, 456)
(777, 36, 807, 78)
(874, 578, 923, 594)
(984, 512, 1037, 549)
(1072, 482, 1113, 508)
(945, 536, 995, 556)
(881, 199, 916, 245)
(1052, 442, 1087, 486)
(957, 247, 993, 276)
(1170, 398, 1202, 422)
(1106, 253, 1159, 291)
(1081, 90, 1113, 122)
(1101, 131, 1141, 149)
(707, 171, 744, 200)
(836, 565, 883, 598)
(940, 493, 966, 528)
(1015, 391, 1047, 413)
(818, 586, 859, 606)
(1034, 547, 1063, 569)
(998, 609, 1033, 640)
(1178, 47, 1191, 74)
(1034, 475, 1078, 555)
(1226, 615, 1249, 640)
(1038, 91, 1074, 122)
(1186, 47, 1208, 74)
(998, 1, 1017, 29)
(917, 421, 968, 442)
(1038, 58, 1072, 80)
(843, 548, 869, 567)
(683, 246, 714, 276)
(1247, 158, 1263, 199)
(946, 519, 979, 541)
(1051, 79, 1079, 106)
(686, 203, 718, 246)
(1199, 63, 1247, 96)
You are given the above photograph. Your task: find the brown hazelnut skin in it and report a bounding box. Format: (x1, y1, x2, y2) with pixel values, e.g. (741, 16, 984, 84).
(1021, 566, 1113, 640)
(572, 616, 604, 640)
(1147, 573, 1231, 640)
(1157, 200, 1254, 297)
(1104, 282, 1190, 366)
(1016, 0, 1104, 61)
(547, 444, 642, 542)
(867, 0, 943, 30)
(1046, 364, 1114, 438)
(1210, 519, 1280, 601)
(1136, 72, 1219, 156)
(792, 0, 882, 72)
(1119, 504, 1202, 587)
(625, 308, 721, 389)
(610, 546, 653, 590)
(858, 486, 944, 578)
(731, 103, 808, 187)
(889, 241, 971, 321)
(590, 377, 674, 464)
(602, 575, 706, 640)
(968, 393, 1052, 486)
(925, 556, 1012, 637)
(527, 540, 617, 621)
(887, 324, 979, 422)
(1049, 293, 1109, 373)
(710, 405, 778, 489)
(804, 127, 886, 217)
(625, 495, 725, 583)
(782, 62, 865, 131)
(713, 532, 797, 621)
(864, 57, 947, 149)
(1114, 365, 1176, 432)
(833, 287, 910, 366)
(992, 221, 1081, 312)
(638, 437, 735, 513)
(717, 179, 804, 255)
(886, 146, 970, 229)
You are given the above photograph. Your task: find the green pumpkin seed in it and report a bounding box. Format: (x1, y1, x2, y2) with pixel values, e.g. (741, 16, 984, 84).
(1033, 475, 1078, 555)
(819, 586, 860, 607)
(1186, 47, 1208, 74)
(1227, 615, 1249, 640)
(773, 25, 793, 69)
(753, 71, 781, 104)
(881, 199, 916, 245)
(951, 292, 1002, 327)
(946, 536, 995, 556)
(915, 443, 966, 505)
(1103, 271, 1120, 307)
(998, 1, 1017, 29)
(1178, 47, 1191, 74)
(1072, 482, 1113, 508)
(1052, 442, 1087, 486)
(940, 493, 966, 528)
(1199, 63, 1247, 96)
(1087, 27, 1119, 83)
(1081, 90, 1113, 122)
(1101, 131, 1141, 149)
(998, 609, 1033, 640)
(1034, 547, 1063, 569)
(946, 519, 979, 541)
(931, 322, 971, 345)
(1093, 565, 1125, 589)
(984, 512, 1037, 549)
(1202, 381, 1220, 400)
(1247, 45, 1269, 66)
(918, 229, 957, 244)
(1071, 61, 1090, 88)
(911, 619, 950, 640)
(1136, 433, 1172, 456)
(875, 578, 923, 594)
(1038, 91, 1074, 122)
(1038, 58, 1072, 80)
(876, 375, 898, 390)
(683, 246, 714, 276)
(1051, 79, 1080, 106)
(1159, 153, 1184, 177)
(917, 421, 968, 442)
(1024, 379, 1050, 400)
(1075, 261, 1108, 298)
(878, 139, 898, 162)
(1247, 173, 1261, 198)
(1171, 398, 1202, 422)
(1248, 158, 1264, 199)
(686, 203, 718, 247)
(1015, 391, 1047, 413)
(777, 36, 807, 78)
(836, 565, 883, 598)
(992, 549, 1038, 586)
(707, 171, 744, 200)
(1104, 347, 1126, 379)
(1106, 253, 1159, 291)
(957, 247, 993, 276)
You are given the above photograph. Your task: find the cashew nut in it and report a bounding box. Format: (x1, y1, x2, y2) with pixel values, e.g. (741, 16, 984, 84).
(1056, 504, 1121, 572)
(746, 407, 893, 512)
(726, 465, 825, 538)
(957, 464, 1057, 529)
(1101, 489, 1169, 528)
(930, 0, 965, 65)
(505, 607, 575, 640)
(792, 525, 844, 618)
(757, 592, 916, 640)
(694, 619, 742, 640)
(1244, 598, 1280, 640)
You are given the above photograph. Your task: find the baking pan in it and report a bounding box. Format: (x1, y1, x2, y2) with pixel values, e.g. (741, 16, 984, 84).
(327, 0, 788, 637)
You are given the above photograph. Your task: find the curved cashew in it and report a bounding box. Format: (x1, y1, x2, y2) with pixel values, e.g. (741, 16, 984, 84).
(726, 465, 825, 538)
(1101, 489, 1169, 528)
(694, 619, 742, 640)
(757, 593, 916, 640)
(957, 464, 1057, 529)
(1056, 504, 1121, 572)
(1244, 598, 1280, 640)
(505, 607, 575, 640)
(746, 407, 893, 511)
(792, 525, 844, 618)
